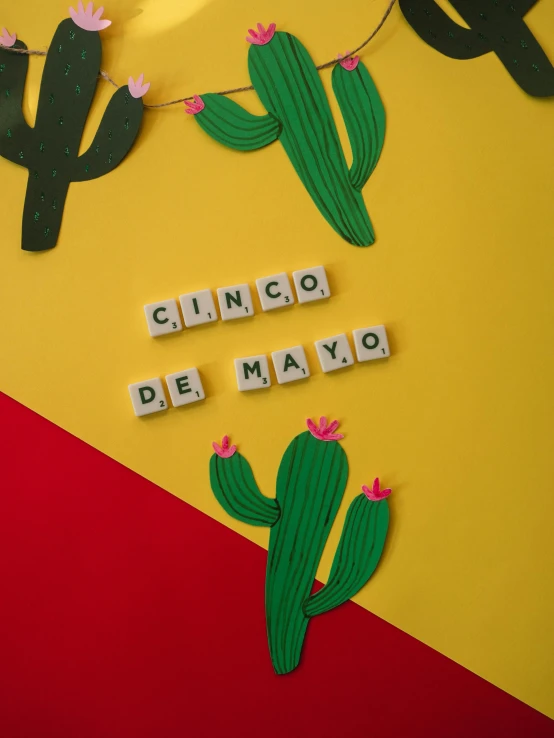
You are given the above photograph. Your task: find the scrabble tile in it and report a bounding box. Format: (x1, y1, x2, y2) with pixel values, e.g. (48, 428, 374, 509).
(234, 355, 271, 391)
(217, 284, 254, 321)
(272, 345, 310, 384)
(166, 367, 205, 407)
(314, 333, 354, 373)
(128, 378, 168, 417)
(179, 289, 218, 328)
(292, 266, 330, 304)
(256, 273, 295, 312)
(144, 299, 183, 337)
(353, 325, 390, 362)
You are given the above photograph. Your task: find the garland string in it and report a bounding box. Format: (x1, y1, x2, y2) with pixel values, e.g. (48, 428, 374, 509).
(3, 0, 397, 109)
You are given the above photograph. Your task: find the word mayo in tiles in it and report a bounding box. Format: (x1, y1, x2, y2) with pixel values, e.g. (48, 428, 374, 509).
(235, 325, 390, 391)
(128, 325, 390, 415)
(143, 266, 330, 336)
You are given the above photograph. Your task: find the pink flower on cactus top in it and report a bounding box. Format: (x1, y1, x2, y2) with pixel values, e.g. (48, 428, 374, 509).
(213, 435, 237, 459)
(306, 417, 344, 442)
(246, 23, 276, 46)
(0, 27, 16, 48)
(128, 74, 150, 99)
(184, 95, 205, 115)
(362, 478, 392, 501)
(69, 2, 111, 31)
(337, 51, 360, 71)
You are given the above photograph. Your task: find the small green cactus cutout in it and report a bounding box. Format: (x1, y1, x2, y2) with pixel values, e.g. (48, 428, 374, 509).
(0, 4, 149, 252)
(209, 417, 391, 675)
(400, 0, 554, 97)
(187, 24, 386, 248)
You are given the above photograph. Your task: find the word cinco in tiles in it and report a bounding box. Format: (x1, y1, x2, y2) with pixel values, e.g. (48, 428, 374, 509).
(143, 266, 330, 337)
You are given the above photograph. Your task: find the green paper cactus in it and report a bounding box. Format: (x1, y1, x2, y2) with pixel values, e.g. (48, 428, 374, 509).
(399, 0, 554, 97)
(0, 3, 148, 252)
(187, 23, 386, 247)
(209, 418, 391, 674)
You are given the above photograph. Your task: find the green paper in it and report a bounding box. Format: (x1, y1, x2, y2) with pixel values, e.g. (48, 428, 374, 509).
(304, 494, 389, 617)
(0, 18, 144, 252)
(193, 32, 386, 247)
(331, 63, 386, 191)
(210, 452, 280, 527)
(195, 94, 281, 151)
(400, 0, 554, 97)
(209, 428, 390, 674)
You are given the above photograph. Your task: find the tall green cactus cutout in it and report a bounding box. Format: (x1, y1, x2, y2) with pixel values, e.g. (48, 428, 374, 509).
(187, 24, 386, 248)
(400, 0, 554, 97)
(209, 418, 391, 674)
(0, 4, 148, 252)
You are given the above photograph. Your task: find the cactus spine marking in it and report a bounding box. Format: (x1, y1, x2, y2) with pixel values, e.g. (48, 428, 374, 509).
(400, 0, 554, 97)
(187, 24, 386, 248)
(210, 419, 391, 674)
(0, 3, 148, 252)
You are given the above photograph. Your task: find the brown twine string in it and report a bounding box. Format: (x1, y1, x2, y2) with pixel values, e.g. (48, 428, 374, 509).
(4, 0, 397, 109)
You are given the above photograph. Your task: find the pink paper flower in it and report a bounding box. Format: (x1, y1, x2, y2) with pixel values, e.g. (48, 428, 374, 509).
(246, 22, 276, 46)
(362, 478, 392, 501)
(213, 435, 237, 459)
(69, 2, 111, 31)
(337, 51, 360, 71)
(184, 95, 205, 115)
(0, 27, 16, 47)
(128, 74, 150, 99)
(306, 417, 344, 442)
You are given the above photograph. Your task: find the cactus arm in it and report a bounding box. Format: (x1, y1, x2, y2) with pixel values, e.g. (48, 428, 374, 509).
(194, 93, 281, 151)
(399, 0, 492, 59)
(266, 431, 349, 674)
(248, 32, 375, 247)
(72, 86, 143, 182)
(210, 452, 280, 527)
(0, 41, 33, 165)
(402, 0, 554, 96)
(303, 495, 390, 618)
(332, 62, 385, 191)
(451, 0, 554, 98)
(489, 19, 554, 97)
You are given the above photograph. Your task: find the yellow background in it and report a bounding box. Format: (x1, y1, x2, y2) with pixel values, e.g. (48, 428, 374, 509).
(1, 0, 554, 718)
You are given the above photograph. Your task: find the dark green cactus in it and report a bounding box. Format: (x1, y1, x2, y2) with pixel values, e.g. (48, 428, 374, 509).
(187, 24, 386, 247)
(400, 0, 554, 97)
(209, 418, 391, 674)
(0, 8, 146, 252)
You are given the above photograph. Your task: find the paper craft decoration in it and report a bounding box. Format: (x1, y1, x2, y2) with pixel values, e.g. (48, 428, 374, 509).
(187, 24, 385, 247)
(209, 417, 391, 674)
(399, 0, 554, 97)
(0, 3, 147, 252)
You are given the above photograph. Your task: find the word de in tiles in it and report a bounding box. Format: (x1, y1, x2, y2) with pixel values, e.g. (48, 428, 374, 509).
(129, 369, 205, 417)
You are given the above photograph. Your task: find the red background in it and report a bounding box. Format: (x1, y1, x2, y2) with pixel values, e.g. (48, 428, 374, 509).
(0, 392, 552, 737)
